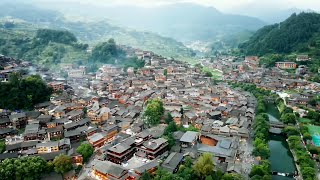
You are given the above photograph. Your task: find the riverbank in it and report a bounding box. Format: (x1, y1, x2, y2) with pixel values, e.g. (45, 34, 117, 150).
(266, 102, 296, 180)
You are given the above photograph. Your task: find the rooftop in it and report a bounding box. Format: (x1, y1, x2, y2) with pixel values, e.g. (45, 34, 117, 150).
(180, 131, 199, 143)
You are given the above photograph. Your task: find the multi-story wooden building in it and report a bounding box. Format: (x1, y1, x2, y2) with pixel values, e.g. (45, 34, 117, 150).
(136, 138, 168, 160)
(101, 124, 118, 142)
(106, 137, 136, 164)
(36, 141, 59, 154)
(92, 160, 129, 180)
(9, 113, 27, 129)
(275, 62, 297, 69)
(48, 82, 64, 92)
(88, 132, 108, 148)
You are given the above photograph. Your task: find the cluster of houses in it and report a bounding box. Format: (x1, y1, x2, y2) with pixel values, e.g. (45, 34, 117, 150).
(207, 56, 319, 106)
(0, 49, 260, 180)
(0, 54, 33, 82)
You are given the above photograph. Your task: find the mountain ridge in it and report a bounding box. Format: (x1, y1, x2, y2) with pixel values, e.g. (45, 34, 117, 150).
(239, 12, 320, 56)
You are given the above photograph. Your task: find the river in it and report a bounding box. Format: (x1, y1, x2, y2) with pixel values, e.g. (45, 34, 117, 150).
(266, 103, 296, 180)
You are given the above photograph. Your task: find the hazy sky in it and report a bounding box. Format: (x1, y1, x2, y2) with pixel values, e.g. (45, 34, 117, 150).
(44, 0, 320, 11)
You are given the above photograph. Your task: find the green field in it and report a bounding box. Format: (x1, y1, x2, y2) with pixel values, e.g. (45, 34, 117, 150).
(299, 118, 313, 123)
(307, 125, 320, 136)
(202, 67, 223, 80)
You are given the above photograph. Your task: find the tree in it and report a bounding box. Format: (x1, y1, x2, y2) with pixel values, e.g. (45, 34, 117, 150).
(249, 165, 268, 178)
(221, 173, 244, 180)
(91, 38, 119, 63)
(303, 132, 312, 141)
(301, 167, 316, 179)
(164, 121, 177, 136)
(0, 141, 5, 153)
(249, 160, 270, 178)
(180, 107, 184, 115)
(0, 156, 48, 180)
(153, 168, 181, 180)
(193, 153, 214, 179)
(280, 113, 296, 124)
(143, 99, 164, 126)
(0, 73, 53, 110)
(140, 171, 152, 180)
(281, 107, 293, 115)
(306, 110, 320, 121)
(252, 143, 270, 159)
(163, 133, 175, 149)
(308, 99, 317, 107)
(205, 71, 213, 77)
(283, 126, 300, 136)
(53, 154, 73, 174)
(76, 142, 94, 162)
(165, 113, 174, 124)
(177, 156, 194, 180)
(164, 69, 168, 76)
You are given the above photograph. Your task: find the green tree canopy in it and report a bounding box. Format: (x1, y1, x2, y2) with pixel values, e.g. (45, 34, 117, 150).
(165, 113, 174, 124)
(36, 29, 77, 45)
(283, 126, 300, 136)
(91, 38, 121, 63)
(280, 113, 296, 124)
(143, 99, 164, 126)
(0, 73, 52, 110)
(0, 156, 48, 180)
(193, 153, 215, 179)
(76, 142, 94, 162)
(0, 141, 5, 153)
(221, 173, 244, 180)
(53, 154, 73, 174)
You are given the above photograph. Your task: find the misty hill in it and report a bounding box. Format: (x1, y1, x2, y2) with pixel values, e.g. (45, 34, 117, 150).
(40, 2, 266, 43)
(0, 3, 62, 23)
(239, 12, 320, 56)
(51, 20, 195, 58)
(0, 3, 194, 58)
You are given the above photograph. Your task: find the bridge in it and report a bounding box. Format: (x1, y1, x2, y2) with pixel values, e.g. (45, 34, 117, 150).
(269, 121, 285, 134)
(269, 121, 285, 128)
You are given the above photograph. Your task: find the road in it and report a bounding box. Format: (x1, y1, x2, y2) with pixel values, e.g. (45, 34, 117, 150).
(78, 153, 96, 180)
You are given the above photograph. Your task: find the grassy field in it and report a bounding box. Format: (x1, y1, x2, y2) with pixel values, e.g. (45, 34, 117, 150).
(299, 118, 313, 123)
(202, 67, 223, 80)
(307, 125, 320, 136)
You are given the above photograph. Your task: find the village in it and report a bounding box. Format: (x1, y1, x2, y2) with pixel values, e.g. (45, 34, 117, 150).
(0, 47, 262, 180)
(203, 55, 320, 113)
(0, 47, 319, 180)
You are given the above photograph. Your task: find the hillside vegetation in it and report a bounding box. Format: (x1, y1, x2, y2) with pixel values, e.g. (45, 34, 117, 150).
(0, 27, 144, 71)
(0, 3, 195, 58)
(240, 12, 320, 56)
(50, 20, 195, 58)
(0, 28, 89, 65)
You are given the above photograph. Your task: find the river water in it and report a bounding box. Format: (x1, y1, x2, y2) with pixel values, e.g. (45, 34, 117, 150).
(266, 103, 296, 180)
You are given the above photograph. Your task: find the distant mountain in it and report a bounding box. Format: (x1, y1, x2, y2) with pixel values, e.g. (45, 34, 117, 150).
(0, 3, 194, 58)
(24, 2, 266, 43)
(0, 3, 62, 23)
(239, 12, 320, 56)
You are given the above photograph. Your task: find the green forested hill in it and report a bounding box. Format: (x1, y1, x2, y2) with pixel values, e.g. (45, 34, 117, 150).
(0, 28, 89, 65)
(0, 28, 144, 70)
(0, 1, 195, 59)
(55, 20, 195, 58)
(239, 12, 320, 56)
